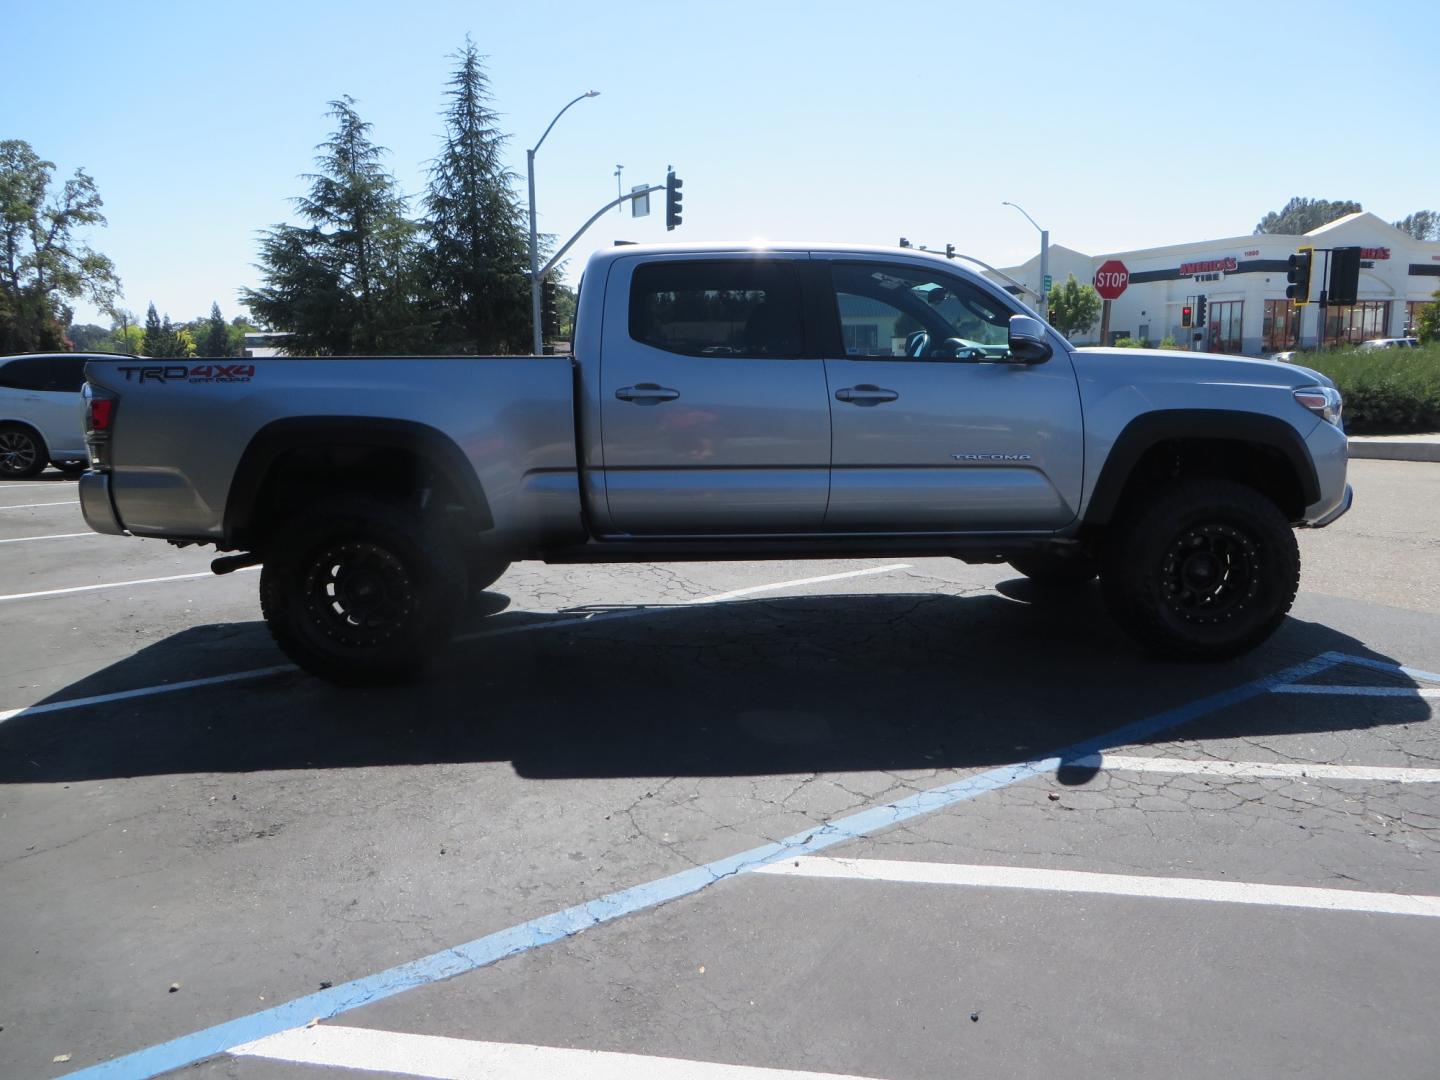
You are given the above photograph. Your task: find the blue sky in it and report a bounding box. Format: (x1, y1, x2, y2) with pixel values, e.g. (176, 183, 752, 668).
(6, 0, 1437, 326)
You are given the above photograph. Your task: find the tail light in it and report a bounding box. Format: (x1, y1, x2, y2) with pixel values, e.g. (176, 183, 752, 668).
(83, 382, 118, 469)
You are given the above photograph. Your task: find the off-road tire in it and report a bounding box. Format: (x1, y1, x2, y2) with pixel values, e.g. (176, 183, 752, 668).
(0, 424, 47, 479)
(259, 498, 465, 685)
(1007, 550, 1098, 587)
(1100, 478, 1299, 661)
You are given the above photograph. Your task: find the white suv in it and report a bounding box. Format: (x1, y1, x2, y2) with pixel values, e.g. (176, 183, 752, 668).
(0, 353, 118, 479)
(1357, 337, 1421, 351)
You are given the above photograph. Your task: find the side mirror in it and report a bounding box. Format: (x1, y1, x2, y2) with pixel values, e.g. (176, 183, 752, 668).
(1008, 314, 1053, 364)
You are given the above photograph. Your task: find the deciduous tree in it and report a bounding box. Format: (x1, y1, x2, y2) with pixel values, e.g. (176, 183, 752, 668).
(1393, 211, 1438, 242)
(0, 139, 121, 351)
(1253, 197, 1363, 236)
(1046, 274, 1101, 339)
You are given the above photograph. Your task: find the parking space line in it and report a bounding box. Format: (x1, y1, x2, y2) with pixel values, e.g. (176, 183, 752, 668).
(5, 564, 914, 725)
(1320, 651, 1440, 685)
(0, 500, 81, 511)
(1079, 754, 1440, 783)
(58, 652, 1339, 1080)
(0, 532, 92, 544)
(0, 566, 258, 603)
(453, 563, 912, 642)
(754, 857, 1440, 918)
(232, 1025, 887, 1080)
(685, 564, 911, 604)
(0, 665, 297, 724)
(1272, 684, 1440, 699)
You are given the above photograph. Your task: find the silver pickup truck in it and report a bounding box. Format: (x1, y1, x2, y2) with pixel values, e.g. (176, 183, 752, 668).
(79, 243, 1351, 683)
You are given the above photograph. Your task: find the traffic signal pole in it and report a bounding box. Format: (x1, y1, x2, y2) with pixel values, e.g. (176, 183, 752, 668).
(536, 184, 664, 284)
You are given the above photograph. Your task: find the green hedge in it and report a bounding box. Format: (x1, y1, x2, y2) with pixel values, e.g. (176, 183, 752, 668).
(1299, 345, 1440, 434)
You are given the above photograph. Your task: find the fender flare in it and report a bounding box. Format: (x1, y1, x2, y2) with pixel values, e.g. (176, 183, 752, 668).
(223, 416, 493, 545)
(1083, 409, 1320, 525)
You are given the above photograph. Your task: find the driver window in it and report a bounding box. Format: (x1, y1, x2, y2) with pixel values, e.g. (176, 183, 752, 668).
(831, 263, 1014, 360)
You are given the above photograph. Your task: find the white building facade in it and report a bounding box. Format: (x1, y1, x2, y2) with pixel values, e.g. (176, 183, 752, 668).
(992, 213, 1440, 355)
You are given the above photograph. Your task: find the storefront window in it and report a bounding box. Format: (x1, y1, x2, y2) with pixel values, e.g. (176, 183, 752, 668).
(1262, 299, 1298, 352)
(1323, 301, 1390, 346)
(1206, 300, 1243, 353)
(1405, 301, 1432, 336)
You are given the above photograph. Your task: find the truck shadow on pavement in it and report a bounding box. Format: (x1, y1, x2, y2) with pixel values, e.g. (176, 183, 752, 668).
(0, 584, 1427, 784)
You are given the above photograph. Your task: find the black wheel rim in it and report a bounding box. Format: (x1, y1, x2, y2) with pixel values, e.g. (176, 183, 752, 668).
(1160, 522, 1260, 624)
(0, 431, 38, 475)
(301, 540, 416, 648)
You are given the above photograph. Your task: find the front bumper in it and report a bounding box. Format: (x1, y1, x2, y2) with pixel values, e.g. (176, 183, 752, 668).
(1301, 482, 1353, 529)
(79, 471, 127, 535)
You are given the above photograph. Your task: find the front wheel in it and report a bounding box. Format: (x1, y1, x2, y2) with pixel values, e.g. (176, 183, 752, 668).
(259, 498, 465, 684)
(1100, 478, 1299, 661)
(0, 424, 47, 479)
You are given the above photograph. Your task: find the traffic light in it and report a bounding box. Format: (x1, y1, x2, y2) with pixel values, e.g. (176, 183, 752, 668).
(945, 243, 955, 259)
(1327, 246, 1361, 305)
(1286, 247, 1313, 306)
(898, 237, 912, 248)
(1195, 295, 1208, 328)
(665, 169, 683, 231)
(1181, 305, 1193, 328)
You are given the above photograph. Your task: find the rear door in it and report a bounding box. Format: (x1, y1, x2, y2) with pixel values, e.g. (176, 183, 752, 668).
(816, 256, 1084, 532)
(596, 254, 831, 534)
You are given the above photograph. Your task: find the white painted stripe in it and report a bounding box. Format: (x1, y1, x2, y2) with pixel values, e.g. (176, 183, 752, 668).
(0, 531, 92, 544)
(0, 500, 80, 510)
(0, 565, 258, 603)
(687, 563, 911, 604)
(1, 563, 913, 723)
(0, 665, 297, 723)
(1272, 683, 1440, 699)
(0, 482, 78, 490)
(454, 562, 912, 643)
(1090, 754, 1440, 784)
(754, 857, 1440, 918)
(232, 1025, 887, 1080)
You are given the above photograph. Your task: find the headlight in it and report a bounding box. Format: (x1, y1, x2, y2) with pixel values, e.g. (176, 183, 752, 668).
(1294, 386, 1343, 428)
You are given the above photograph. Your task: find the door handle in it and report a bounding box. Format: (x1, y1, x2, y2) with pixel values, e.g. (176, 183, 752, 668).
(834, 384, 899, 406)
(615, 382, 680, 405)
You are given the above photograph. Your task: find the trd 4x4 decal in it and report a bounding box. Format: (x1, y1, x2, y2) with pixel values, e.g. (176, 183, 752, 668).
(116, 364, 256, 384)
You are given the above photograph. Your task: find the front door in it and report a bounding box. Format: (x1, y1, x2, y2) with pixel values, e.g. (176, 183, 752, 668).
(598, 254, 831, 534)
(818, 258, 1084, 532)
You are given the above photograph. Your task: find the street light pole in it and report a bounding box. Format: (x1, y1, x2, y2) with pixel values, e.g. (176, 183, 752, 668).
(527, 90, 599, 355)
(1002, 201, 1049, 321)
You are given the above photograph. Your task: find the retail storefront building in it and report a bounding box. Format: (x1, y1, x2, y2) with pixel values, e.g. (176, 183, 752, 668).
(992, 212, 1440, 355)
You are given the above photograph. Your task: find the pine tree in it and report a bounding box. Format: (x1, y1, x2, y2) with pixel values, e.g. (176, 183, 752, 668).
(242, 97, 419, 354)
(142, 302, 164, 356)
(201, 302, 230, 356)
(421, 40, 532, 354)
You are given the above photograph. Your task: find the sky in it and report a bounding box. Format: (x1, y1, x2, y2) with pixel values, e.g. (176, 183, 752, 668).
(5, 0, 1438, 327)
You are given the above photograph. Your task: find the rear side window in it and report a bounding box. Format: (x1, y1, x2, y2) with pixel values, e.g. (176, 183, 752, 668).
(629, 260, 804, 358)
(0, 356, 87, 392)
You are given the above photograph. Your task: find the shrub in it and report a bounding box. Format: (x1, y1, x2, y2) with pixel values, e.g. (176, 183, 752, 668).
(1113, 337, 1147, 348)
(1301, 344, 1440, 434)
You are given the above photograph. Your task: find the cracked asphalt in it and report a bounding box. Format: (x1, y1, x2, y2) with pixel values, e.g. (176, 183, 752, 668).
(1, 459, 1437, 1079)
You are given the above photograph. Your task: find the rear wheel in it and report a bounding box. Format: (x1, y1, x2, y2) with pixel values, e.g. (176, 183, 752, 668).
(259, 498, 465, 684)
(0, 424, 46, 479)
(1100, 478, 1299, 660)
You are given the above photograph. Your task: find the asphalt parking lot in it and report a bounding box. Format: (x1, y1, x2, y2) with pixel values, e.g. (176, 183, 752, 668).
(2, 460, 1438, 1079)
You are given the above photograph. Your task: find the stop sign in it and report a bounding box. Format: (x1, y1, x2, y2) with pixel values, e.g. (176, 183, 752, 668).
(1093, 259, 1129, 300)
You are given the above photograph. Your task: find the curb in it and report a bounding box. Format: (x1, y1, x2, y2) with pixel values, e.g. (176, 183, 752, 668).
(1347, 437, 1440, 463)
